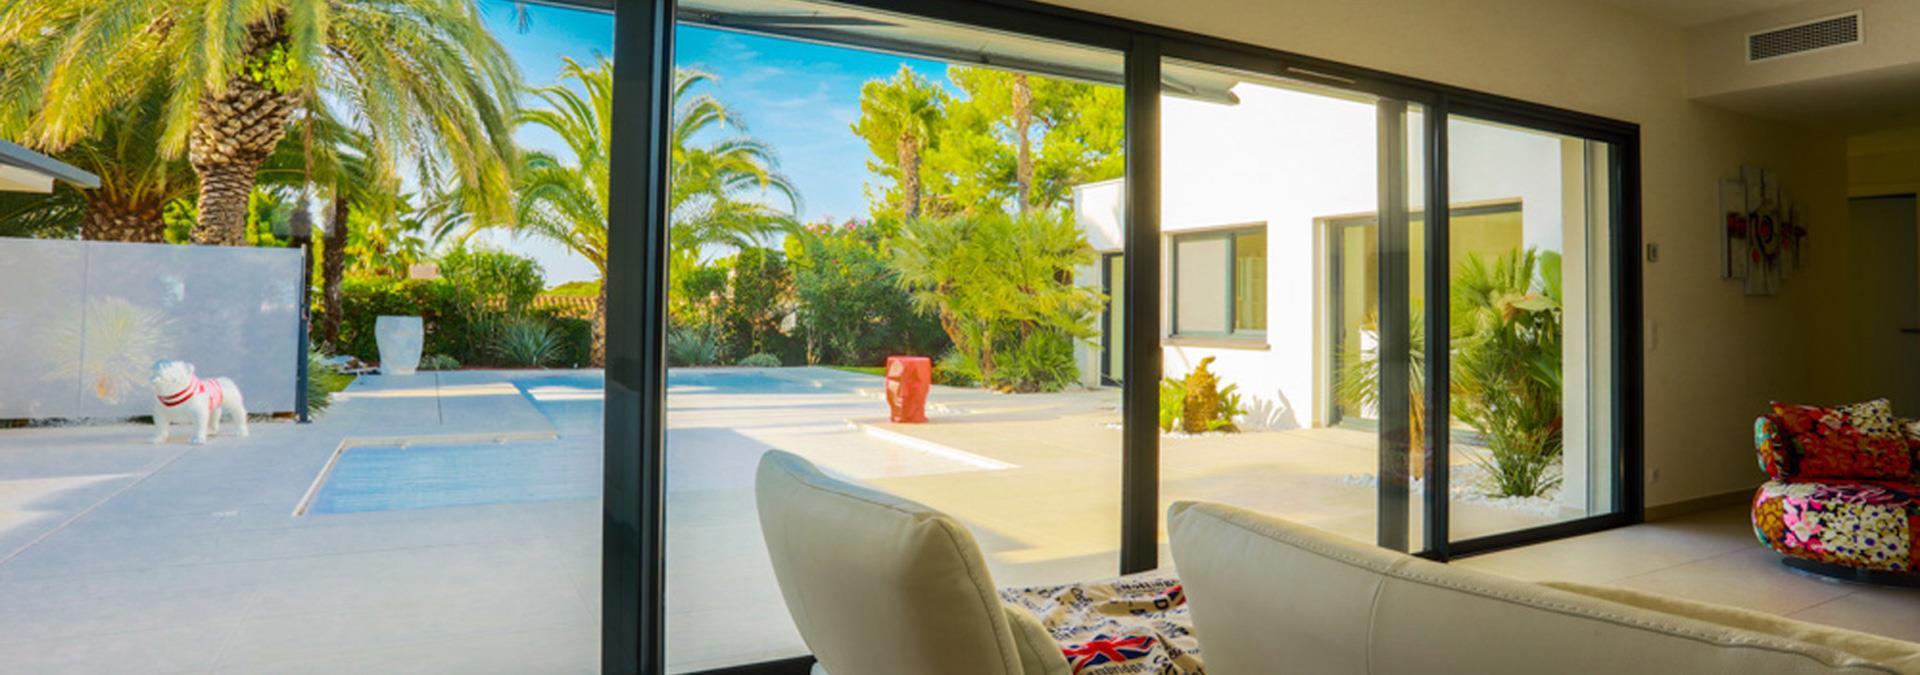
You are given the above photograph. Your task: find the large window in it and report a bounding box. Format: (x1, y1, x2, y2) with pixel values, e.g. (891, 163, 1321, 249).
(1171, 227, 1267, 339)
(594, 2, 1642, 673)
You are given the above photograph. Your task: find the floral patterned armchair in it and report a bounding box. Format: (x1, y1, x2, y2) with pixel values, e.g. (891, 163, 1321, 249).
(1752, 399, 1919, 581)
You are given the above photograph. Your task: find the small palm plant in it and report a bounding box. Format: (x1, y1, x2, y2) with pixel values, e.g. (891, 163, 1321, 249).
(1450, 248, 1564, 497)
(1335, 311, 1428, 479)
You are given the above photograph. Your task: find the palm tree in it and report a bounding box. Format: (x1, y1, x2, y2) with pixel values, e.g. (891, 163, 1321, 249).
(852, 66, 944, 219)
(0, 87, 195, 242)
(0, 0, 519, 246)
(491, 57, 796, 366)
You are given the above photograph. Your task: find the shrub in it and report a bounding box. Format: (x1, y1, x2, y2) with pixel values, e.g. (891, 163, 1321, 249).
(305, 349, 353, 419)
(333, 276, 470, 363)
(538, 312, 594, 367)
(1160, 357, 1245, 434)
(667, 327, 720, 366)
(738, 353, 783, 368)
(420, 354, 461, 371)
(934, 350, 978, 387)
(498, 317, 560, 368)
(891, 212, 1099, 391)
(787, 219, 951, 366)
(439, 246, 545, 315)
(715, 247, 795, 362)
(994, 330, 1078, 393)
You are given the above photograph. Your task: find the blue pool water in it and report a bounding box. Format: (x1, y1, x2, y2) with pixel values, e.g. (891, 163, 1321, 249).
(304, 374, 604, 515)
(304, 370, 842, 515)
(666, 369, 830, 394)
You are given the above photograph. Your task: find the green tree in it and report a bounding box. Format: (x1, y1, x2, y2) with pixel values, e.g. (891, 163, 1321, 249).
(0, 0, 519, 246)
(851, 66, 947, 220)
(474, 57, 794, 366)
(921, 67, 1124, 216)
(891, 211, 1100, 391)
(0, 86, 196, 242)
(785, 219, 950, 365)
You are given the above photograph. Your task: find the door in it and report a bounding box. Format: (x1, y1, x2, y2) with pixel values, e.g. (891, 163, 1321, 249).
(1854, 195, 1920, 411)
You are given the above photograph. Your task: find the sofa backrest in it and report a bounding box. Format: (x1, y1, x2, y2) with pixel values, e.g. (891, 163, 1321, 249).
(754, 450, 1027, 675)
(1167, 500, 1912, 674)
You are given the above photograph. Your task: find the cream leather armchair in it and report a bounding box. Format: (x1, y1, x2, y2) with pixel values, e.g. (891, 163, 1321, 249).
(1167, 500, 1920, 674)
(754, 450, 1071, 675)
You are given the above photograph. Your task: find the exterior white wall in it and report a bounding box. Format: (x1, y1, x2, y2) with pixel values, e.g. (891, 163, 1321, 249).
(1073, 82, 1578, 432)
(0, 239, 303, 419)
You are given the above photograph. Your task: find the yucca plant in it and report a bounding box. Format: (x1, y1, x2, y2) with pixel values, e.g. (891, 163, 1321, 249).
(498, 317, 558, 368)
(667, 327, 720, 367)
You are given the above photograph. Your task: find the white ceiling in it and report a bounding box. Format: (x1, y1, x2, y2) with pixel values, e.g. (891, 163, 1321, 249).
(1592, 0, 1816, 27)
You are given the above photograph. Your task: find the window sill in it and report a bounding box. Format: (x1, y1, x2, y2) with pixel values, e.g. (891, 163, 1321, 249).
(1162, 336, 1270, 351)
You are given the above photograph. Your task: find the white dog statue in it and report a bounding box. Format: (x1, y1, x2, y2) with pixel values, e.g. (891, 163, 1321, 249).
(149, 360, 248, 445)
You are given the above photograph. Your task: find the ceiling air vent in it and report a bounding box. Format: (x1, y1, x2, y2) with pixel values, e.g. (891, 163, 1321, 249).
(1748, 11, 1862, 62)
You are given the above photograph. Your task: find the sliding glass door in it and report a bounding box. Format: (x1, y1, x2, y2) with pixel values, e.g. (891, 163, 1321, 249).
(1149, 57, 1427, 551)
(604, 1, 1642, 672)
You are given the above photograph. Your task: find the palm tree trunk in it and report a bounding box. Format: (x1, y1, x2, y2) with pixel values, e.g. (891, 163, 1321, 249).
(897, 131, 921, 219)
(1012, 74, 1033, 214)
(592, 281, 608, 368)
(186, 25, 298, 246)
(80, 197, 165, 243)
(321, 194, 349, 347)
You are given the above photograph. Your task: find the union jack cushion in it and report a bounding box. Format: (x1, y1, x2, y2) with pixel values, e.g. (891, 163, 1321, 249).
(1001, 574, 1203, 675)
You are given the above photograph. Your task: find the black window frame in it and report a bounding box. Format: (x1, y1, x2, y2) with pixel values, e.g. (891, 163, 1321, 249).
(1168, 224, 1267, 342)
(590, 0, 1646, 672)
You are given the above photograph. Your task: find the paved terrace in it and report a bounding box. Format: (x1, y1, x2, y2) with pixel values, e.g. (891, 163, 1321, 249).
(0, 371, 598, 674)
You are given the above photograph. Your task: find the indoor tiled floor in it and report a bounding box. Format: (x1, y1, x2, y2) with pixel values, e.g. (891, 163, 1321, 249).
(1456, 504, 1920, 644)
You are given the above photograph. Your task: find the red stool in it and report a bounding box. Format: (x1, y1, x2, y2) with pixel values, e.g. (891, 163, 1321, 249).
(885, 356, 931, 423)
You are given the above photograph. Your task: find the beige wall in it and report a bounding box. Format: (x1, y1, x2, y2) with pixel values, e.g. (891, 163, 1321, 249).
(1687, 0, 1920, 99)
(1038, 0, 1854, 507)
(1849, 125, 1920, 197)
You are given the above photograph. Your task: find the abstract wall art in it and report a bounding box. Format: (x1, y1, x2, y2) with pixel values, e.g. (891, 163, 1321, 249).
(1719, 164, 1808, 296)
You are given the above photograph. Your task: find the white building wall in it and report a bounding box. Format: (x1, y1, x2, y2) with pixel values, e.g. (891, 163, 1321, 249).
(1073, 81, 1576, 431)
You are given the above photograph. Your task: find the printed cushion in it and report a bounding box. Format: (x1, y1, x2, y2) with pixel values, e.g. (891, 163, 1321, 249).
(1768, 399, 1912, 480)
(1001, 574, 1202, 675)
(1752, 480, 1919, 572)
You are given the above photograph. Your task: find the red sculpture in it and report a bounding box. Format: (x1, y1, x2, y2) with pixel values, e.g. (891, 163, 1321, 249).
(885, 356, 931, 423)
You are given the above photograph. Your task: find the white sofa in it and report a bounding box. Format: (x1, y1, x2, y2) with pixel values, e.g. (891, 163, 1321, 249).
(1168, 501, 1920, 674)
(755, 450, 1072, 675)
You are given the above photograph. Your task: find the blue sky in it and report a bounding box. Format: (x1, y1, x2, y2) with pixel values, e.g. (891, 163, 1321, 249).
(472, 1, 947, 283)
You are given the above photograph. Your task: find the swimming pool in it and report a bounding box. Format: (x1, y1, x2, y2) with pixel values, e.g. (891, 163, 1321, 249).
(302, 369, 860, 515)
(303, 374, 603, 515)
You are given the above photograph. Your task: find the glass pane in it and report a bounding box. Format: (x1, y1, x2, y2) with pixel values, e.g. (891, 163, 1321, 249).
(1157, 57, 1418, 550)
(1333, 222, 1378, 425)
(1445, 115, 1615, 542)
(667, 4, 1126, 669)
(1234, 232, 1267, 331)
(1175, 236, 1230, 334)
(0, 2, 608, 672)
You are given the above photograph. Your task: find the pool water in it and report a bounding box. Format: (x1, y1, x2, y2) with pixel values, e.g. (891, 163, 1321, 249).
(303, 370, 849, 515)
(304, 374, 604, 515)
(666, 369, 830, 395)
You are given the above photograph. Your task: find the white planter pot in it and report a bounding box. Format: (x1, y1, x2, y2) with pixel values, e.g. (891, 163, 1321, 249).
(375, 315, 424, 376)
